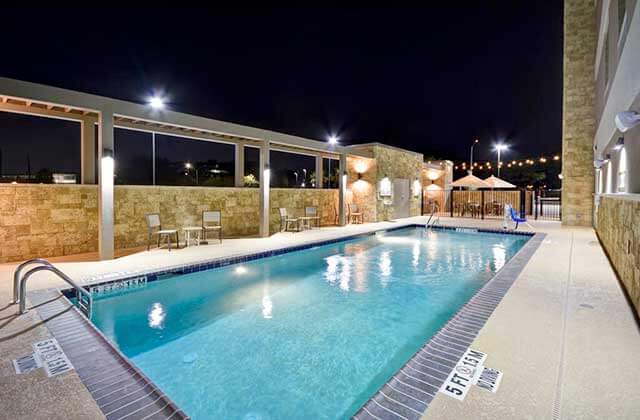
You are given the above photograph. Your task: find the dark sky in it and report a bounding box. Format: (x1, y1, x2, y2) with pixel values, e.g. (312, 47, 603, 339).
(1, 4, 562, 163)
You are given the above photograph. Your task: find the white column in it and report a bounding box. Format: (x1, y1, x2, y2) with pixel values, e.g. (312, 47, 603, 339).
(339, 153, 347, 226)
(259, 142, 270, 237)
(80, 119, 96, 184)
(98, 108, 114, 260)
(315, 155, 323, 189)
(235, 143, 245, 187)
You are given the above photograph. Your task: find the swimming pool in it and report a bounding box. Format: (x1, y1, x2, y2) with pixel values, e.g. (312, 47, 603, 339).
(89, 227, 529, 419)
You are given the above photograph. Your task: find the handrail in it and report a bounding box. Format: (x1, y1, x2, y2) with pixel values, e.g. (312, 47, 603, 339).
(426, 203, 438, 227)
(19, 265, 93, 318)
(13, 258, 52, 303)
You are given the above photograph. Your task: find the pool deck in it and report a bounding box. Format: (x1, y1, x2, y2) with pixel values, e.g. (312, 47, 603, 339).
(1, 216, 639, 419)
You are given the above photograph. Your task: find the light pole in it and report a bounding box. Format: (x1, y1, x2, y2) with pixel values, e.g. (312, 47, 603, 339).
(469, 139, 479, 174)
(493, 144, 508, 177)
(185, 162, 198, 185)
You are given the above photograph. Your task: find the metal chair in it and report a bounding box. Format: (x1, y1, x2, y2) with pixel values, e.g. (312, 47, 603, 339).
(202, 210, 222, 243)
(279, 208, 300, 232)
(305, 206, 320, 229)
(145, 213, 179, 251)
(349, 203, 363, 224)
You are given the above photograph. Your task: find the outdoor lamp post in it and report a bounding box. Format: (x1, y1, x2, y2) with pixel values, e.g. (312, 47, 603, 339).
(469, 139, 479, 174)
(493, 144, 508, 177)
(185, 162, 198, 185)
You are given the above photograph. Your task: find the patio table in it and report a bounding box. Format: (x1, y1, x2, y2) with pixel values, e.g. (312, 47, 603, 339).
(182, 226, 203, 247)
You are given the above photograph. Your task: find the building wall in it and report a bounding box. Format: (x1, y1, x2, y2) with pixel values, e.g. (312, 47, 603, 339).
(114, 186, 260, 249)
(562, 0, 597, 226)
(371, 145, 424, 221)
(0, 185, 99, 263)
(596, 195, 640, 317)
(269, 188, 339, 234)
(346, 155, 377, 223)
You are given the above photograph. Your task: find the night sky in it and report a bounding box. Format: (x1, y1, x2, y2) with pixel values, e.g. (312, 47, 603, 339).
(1, 4, 562, 164)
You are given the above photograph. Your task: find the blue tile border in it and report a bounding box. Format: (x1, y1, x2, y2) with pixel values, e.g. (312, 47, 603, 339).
(353, 232, 546, 420)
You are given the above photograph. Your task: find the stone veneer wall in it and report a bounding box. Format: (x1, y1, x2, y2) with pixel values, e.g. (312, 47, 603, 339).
(596, 195, 640, 317)
(346, 155, 377, 223)
(269, 188, 339, 234)
(114, 186, 260, 249)
(372, 145, 424, 220)
(562, 0, 596, 226)
(0, 185, 99, 263)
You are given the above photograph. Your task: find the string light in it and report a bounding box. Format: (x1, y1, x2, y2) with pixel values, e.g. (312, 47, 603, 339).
(453, 153, 561, 170)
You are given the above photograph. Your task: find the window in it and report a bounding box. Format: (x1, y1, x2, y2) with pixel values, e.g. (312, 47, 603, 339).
(0, 112, 80, 183)
(114, 128, 153, 185)
(155, 134, 235, 186)
(322, 158, 339, 188)
(244, 146, 260, 187)
(270, 150, 315, 188)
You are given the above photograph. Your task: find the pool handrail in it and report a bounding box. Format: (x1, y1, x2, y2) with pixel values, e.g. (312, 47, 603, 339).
(18, 263, 92, 318)
(12, 258, 52, 303)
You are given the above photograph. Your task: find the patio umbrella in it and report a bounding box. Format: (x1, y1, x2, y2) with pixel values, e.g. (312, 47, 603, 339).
(484, 175, 516, 189)
(451, 173, 490, 189)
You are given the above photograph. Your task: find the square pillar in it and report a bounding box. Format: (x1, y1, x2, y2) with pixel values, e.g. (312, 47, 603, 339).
(315, 155, 323, 189)
(98, 108, 114, 260)
(259, 142, 270, 237)
(235, 143, 245, 187)
(339, 153, 347, 226)
(80, 119, 96, 184)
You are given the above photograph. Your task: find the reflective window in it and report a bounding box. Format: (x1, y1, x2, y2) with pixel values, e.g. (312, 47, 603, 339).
(244, 146, 260, 187)
(323, 158, 339, 188)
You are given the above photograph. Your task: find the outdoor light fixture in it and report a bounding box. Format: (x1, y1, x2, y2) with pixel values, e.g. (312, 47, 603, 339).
(185, 162, 192, 169)
(615, 111, 640, 132)
(613, 137, 624, 151)
(263, 163, 271, 185)
(412, 179, 422, 197)
(379, 176, 392, 197)
(493, 143, 508, 176)
(469, 138, 479, 174)
(328, 135, 339, 145)
(148, 96, 165, 109)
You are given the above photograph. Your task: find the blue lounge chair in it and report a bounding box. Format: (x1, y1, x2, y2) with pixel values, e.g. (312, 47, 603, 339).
(509, 206, 532, 230)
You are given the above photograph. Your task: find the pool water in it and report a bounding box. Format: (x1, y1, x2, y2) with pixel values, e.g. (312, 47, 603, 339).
(91, 227, 529, 419)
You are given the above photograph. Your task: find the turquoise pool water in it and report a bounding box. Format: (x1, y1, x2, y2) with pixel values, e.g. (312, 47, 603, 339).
(91, 227, 529, 419)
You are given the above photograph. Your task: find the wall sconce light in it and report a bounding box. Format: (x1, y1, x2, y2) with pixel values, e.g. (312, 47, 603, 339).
(357, 172, 363, 180)
(379, 175, 392, 197)
(412, 178, 422, 197)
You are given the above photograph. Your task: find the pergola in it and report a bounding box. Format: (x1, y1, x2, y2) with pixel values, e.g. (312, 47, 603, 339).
(0, 77, 359, 259)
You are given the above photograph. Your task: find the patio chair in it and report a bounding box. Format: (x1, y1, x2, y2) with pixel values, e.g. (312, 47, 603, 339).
(202, 210, 222, 244)
(508, 206, 533, 230)
(305, 206, 320, 229)
(279, 208, 300, 232)
(349, 203, 363, 224)
(145, 213, 179, 251)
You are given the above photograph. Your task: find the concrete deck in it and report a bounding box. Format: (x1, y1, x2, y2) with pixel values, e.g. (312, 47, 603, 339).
(1, 216, 638, 419)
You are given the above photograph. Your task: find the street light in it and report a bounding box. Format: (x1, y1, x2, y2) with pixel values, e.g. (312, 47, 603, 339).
(493, 144, 508, 177)
(185, 162, 198, 185)
(469, 139, 479, 174)
(148, 96, 165, 110)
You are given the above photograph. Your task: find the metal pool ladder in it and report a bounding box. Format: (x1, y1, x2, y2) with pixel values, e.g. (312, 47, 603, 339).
(13, 258, 93, 318)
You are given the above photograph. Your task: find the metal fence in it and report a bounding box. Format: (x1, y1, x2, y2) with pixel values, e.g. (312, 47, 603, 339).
(422, 189, 535, 220)
(533, 190, 561, 221)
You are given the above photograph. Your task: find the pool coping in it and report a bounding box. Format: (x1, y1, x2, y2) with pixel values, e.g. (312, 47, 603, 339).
(353, 231, 546, 420)
(30, 224, 537, 420)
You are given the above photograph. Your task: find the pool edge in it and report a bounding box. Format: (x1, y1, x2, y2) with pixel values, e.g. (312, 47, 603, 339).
(353, 232, 546, 420)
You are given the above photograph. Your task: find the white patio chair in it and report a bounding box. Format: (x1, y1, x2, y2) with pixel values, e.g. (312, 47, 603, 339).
(145, 213, 179, 251)
(279, 208, 300, 232)
(202, 210, 222, 243)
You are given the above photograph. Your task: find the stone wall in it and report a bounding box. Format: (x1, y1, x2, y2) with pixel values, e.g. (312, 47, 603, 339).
(346, 156, 377, 223)
(372, 145, 424, 220)
(596, 195, 640, 317)
(269, 188, 339, 234)
(562, 0, 597, 226)
(114, 186, 260, 249)
(0, 185, 99, 263)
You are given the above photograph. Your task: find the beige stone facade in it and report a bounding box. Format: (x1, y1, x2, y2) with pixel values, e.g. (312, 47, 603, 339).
(562, 0, 597, 226)
(596, 195, 640, 317)
(269, 188, 339, 234)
